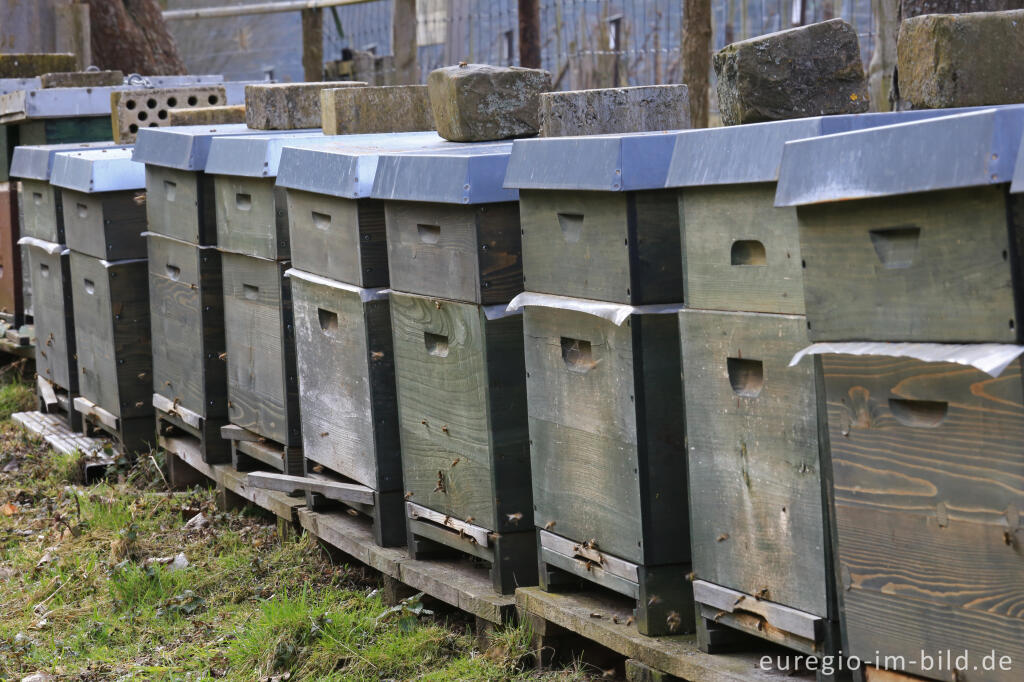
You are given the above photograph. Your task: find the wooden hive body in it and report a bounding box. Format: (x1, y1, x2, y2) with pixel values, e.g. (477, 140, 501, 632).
(286, 192, 389, 288)
(69, 253, 151, 419)
(62, 187, 147, 261)
(215, 176, 290, 260)
(291, 272, 399, 491)
(385, 201, 522, 305)
(819, 351, 1024, 682)
(519, 189, 680, 305)
(27, 241, 75, 391)
(221, 252, 300, 447)
(145, 167, 217, 245)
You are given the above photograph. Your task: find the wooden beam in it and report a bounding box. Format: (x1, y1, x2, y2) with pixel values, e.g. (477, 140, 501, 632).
(682, 0, 711, 127)
(518, 0, 541, 68)
(391, 0, 418, 84)
(301, 7, 324, 81)
(163, 0, 375, 21)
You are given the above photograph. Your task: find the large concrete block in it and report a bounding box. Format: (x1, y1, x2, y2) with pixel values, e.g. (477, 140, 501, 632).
(245, 81, 366, 130)
(111, 86, 228, 144)
(40, 70, 123, 88)
(0, 53, 76, 78)
(901, 0, 1024, 18)
(714, 19, 869, 126)
(898, 10, 1024, 109)
(321, 85, 434, 135)
(539, 85, 690, 137)
(427, 63, 552, 142)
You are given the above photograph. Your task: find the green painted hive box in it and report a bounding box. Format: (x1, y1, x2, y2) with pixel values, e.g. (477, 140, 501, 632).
(290, 269, 404, 546)
(23, 238, 75, 393)
(802, 344, 1024, 682)
(221, 252, 301, 449)
(147, 233, 228, 462)
(504, 134, 681, 305)
(390, 290, 534, 593)
(277, 132, 458, 288)
(516, 293, 689, 635)
(777, 107, 1024, 343)
(372, 144, 523, 305)
(680, 308, 837, 656)
(69, 252, 152, 451)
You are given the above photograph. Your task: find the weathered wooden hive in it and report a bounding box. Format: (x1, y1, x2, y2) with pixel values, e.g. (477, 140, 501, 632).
(504, 133, 689, 633)
(267, 132, 457, 547)
(777, 106, 1024, 343)
(50, 148, 151, 453)
(372, 144, 535, 593)
(663, 110, 960, 656)
(774, 107, 1024, 682)
(10, 141, 123, 427)
(205, 132, 336, 474)
(134, 124, 283, 464)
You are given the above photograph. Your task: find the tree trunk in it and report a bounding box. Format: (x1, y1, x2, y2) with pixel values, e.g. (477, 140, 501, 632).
(518, 0, 542, 68)
(392, 0, 419, 84)
(867, 0, 900, 111)
(682, 0, 712, 127)
(84, 0, 186, 75)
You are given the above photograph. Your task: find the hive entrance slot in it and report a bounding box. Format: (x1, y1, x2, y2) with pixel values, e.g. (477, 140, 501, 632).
(32, 192, 42, 205)
(235, 193, 253, 211)
(84, 279, 95, 295)
(76, 202, 88, 219)
(318, 308, 338, 333)
(243, 284, 259, 300)
(870, 226, 920, 269)
(727, 358, 763, 397)
(165, 264, 181, 281)
(424, 332, 449, 357)
(164, 180, 177, 201)
(888, 398, 947, 427)
(731, 240, 766, 266)
(418, 223, 441, 244)
(39, 263, 49, 277)
(557, 213, 583, 243)
(561, 337, 595, 373)
(312, 211, 332, 231)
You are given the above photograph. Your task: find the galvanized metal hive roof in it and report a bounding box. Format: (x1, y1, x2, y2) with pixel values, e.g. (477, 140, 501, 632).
(204, 131, 331, 178)
(50, 147, 144, 193)
(372, 143, 516, 204)
(775, 105, 1024, 207)
(502, 131, 682, 192)
(276, 131, 457, 199)
(133, 124, 284, 171)
(10, 141, 126, 181)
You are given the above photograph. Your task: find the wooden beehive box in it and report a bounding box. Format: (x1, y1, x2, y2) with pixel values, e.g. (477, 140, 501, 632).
(810, 346, 1024, 682)
(23, 238, 75, 392)
(0, 182, 20, 322)
(290, 269, 403, 545)
(69, 252, 152, 451)
(390, 291, 534, 592)
(372, 144, 523, 304)
(680, 308, 836, 655)
(51, 148, 147, 260)
(777, 107, 1024, 343)
(519, 294, 689, 635)
(147, 233, 228, 462)
(133, 124, 287, 246)
(505, 134, 681, 305)
(221, 252, 301, 448)
(277, 131, 454, 288)
(205, 132, 331, 260)
(10, 141, 123, 243)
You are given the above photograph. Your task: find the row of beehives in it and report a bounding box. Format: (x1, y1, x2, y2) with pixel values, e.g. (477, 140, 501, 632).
(12, 103, 1024, 682)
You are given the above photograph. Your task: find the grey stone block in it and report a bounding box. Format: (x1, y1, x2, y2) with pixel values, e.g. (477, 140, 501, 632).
(898, 9, 1024, 109)
(321, 85, 434, 135)
(714, 19, 869, 126)
(901, 0, 1024, 19)
(245, 81, 366, 130)
(539, 85, 690, 137)
(427, 63, 552, 142)
(40, 70, 123, 88)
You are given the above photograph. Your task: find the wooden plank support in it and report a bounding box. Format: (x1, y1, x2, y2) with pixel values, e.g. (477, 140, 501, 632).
(221, 423, 260, 442)
(692, 580, 823, 643)
(73, 395, 118, 431)
(153, 393, 202, 430)
(406, 501, 490, 546)
(247, 471, 375, 506)
(37, 375, 58, 410)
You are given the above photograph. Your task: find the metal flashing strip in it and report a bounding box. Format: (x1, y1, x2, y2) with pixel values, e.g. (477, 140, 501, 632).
(789, 342, 1024, 377)
(507, 291, 685, 326)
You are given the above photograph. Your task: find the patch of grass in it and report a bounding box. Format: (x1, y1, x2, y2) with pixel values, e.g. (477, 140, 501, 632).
(0, 383, 596, 681)
(0, 374, 35, 420)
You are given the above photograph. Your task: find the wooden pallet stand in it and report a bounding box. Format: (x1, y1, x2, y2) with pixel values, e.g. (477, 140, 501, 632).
(220, 423, 303, 477)
(36, 375, 80, 431)
(154, 395, 229, 464)
(74, 395, 152, 456)
(517, 586, 818, 681)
